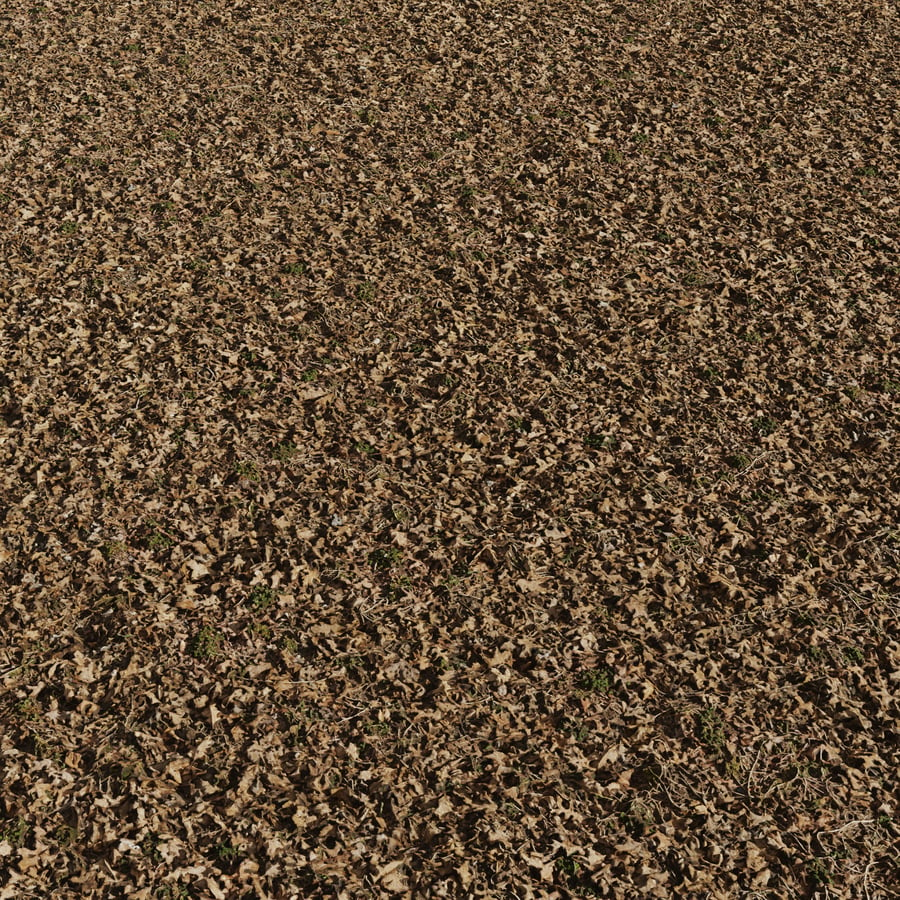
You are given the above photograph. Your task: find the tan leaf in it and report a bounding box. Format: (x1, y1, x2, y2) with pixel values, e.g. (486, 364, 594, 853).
(377, 860, 409, 892)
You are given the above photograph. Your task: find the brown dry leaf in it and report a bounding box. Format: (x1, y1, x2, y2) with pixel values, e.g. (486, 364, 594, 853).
(376, 860, 409, 892)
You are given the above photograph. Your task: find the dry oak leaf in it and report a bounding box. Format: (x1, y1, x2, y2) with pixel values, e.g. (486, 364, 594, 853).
(515, 575, 546, 594)
(376, 859, 409, 892)
(185, 559, 211, 580)
(72, 649, 99, 683)
(523, 854, 556, 881)
(457, 860, 474, 886)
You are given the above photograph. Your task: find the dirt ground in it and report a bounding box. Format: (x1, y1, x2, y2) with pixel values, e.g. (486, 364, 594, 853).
(1, 1, 898, 897)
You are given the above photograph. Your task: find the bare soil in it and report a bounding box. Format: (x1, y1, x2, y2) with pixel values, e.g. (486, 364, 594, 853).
(1, 1, 899, 897)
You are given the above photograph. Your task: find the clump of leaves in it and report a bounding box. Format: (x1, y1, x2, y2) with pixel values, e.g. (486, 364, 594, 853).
(0, 818, 29, 847)
(369, 547, 401, 571)
(390, 503, 410, 523)
(561, 715, 590, 742)
(340, 655, 365, 674)
(238, 348, 267, 370)
(620, 799, 656, 836)
(364, 720, 392, 737)
(234, 459, 260, 481)
(697, 705, 726, 752)
(806, 644, 826, 663)
(15, 697, 40, 722)
(578, 668, 612, 694)
(441, 566, 470, 593)
(216, 842, 241, 861)
(272, 441, 298, 462)
(388, 575, 412, 601)
(156, 886, 192, 900)
(139, 832, 162, 862)
(102, 540, 129, 561)
(150, 532, 173, 551)
(726, 452, 751, 470)
(554, 851, 602, 895)
(119, 761, 147, 781)
(53, 824, 79, 848)
(807, 857, 834, 886)
(555, 854, 580, 878)
(247, 584, 277, 612)
(145, 520, 174, 552)
(584, 432, 616, 450)
(753, 416, 778, 436)
(189, 625, 223, 661)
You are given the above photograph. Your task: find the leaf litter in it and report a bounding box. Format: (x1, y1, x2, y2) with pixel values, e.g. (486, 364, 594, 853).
(1, 0, 899, 897)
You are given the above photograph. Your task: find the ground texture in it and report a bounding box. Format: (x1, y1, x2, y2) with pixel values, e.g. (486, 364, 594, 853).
(1, 1, 899, 897)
